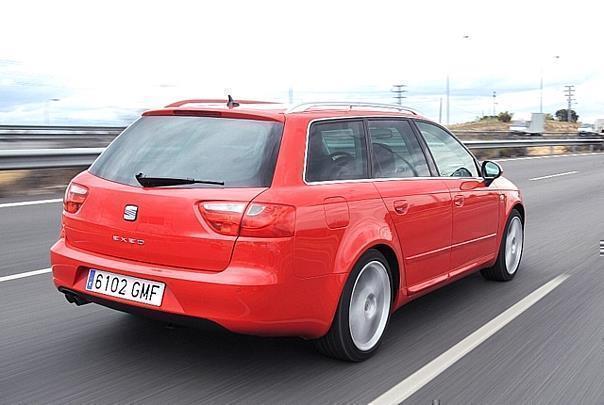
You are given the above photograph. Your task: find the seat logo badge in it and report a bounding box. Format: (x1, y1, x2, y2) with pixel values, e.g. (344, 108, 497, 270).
(124, 205, 138, 221)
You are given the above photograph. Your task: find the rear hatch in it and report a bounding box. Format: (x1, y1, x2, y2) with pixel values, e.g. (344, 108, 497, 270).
(63, 114, 283, 272)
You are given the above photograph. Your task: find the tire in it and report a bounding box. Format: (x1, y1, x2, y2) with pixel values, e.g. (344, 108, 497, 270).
(481, 209, 524, 281)
(315, 249, 392, 362)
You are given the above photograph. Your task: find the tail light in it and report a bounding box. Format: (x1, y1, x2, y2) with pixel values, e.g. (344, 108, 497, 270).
(198, 201, 295, 238)
(198, 202, 246, 236)
(63, 183, 88, 213)
(240, 203, 295, 237)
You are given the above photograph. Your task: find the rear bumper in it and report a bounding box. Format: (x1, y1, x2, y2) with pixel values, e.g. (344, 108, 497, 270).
(50, 238, 346, 338)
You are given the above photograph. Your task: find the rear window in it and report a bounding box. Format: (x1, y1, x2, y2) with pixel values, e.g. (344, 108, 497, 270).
(89, 116, 283, 188)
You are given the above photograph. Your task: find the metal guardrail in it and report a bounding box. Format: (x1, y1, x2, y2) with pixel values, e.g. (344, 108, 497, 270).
(0, 125, 125, 142)
(452, 130, 587, 137)
(0, 148, 106, 170)
(0, 139, 601, 171)
(463, 138, 604, 149)
(0, 125, 126, 131)
(0, 125, 590, 141)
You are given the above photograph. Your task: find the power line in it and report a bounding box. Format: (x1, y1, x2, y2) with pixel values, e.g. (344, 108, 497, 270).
(391, 84, 407, 105)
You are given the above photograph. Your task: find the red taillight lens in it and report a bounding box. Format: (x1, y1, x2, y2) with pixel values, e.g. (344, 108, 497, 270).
(198, 202, 246, 236)
(198, 201, 296, 237)
(240, 203, 295, 237)
(63, 183, 88, 213)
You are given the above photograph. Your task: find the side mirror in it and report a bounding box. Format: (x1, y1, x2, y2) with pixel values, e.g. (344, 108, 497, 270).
(481, 161, 502, 186)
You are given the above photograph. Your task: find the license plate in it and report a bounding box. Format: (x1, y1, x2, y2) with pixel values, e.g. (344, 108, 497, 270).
(85, 269, 165, 307)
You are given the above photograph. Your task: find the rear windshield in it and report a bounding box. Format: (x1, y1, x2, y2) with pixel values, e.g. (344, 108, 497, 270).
(89, 116, 283, 188)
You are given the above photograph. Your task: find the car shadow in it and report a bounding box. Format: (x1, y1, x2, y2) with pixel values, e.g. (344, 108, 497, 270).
(56, 268, 537, 402)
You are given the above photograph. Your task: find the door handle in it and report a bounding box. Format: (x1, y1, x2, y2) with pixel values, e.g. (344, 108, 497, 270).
(454, 195, 464, 207)
(393, 200, 409, 215)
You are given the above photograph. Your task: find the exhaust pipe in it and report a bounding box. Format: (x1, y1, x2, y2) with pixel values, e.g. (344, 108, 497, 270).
(61, 289, 90, 306)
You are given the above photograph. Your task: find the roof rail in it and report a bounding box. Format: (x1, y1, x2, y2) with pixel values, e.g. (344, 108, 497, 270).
(286, 102, 419, 115)
(166, 99, 280, 108)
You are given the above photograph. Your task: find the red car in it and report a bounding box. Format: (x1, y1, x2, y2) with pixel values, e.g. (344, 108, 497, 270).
(51, 99, 524, 361)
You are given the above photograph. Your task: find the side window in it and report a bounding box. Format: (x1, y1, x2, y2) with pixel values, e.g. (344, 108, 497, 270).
(416, 121, 479, 177)
(368, 120, 430, 178)
(306, 120, 368, 182)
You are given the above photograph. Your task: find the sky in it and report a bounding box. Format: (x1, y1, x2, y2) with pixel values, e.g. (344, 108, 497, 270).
(0, 0, 602, 125)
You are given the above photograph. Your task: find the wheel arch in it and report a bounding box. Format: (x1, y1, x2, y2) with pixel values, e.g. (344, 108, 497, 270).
(491, 198, 525, 268)
(512, 202, 525, 223)
(333, 231, 404, 298)
(369, 243, 401, 305)
(330, 212, 407, 308)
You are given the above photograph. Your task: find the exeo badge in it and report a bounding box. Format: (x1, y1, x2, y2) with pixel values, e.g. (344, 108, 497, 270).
(112, 235, 144, 245)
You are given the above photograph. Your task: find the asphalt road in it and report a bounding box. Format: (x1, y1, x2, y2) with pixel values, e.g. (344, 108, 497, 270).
(1, 153, 603, 404)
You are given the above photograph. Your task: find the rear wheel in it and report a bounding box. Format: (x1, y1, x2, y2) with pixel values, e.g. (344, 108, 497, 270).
(315, 250, 392, 361)
(481, 209, 524, 281)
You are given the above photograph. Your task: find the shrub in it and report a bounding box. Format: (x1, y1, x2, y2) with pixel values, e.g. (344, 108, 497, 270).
(497, 111, 513, 122)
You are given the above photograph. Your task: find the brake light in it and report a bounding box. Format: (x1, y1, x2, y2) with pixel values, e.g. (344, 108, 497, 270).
(240, 203, 296, 237)
(198, 202, 246, 236)
(198, 202, 295, 237)
(63, 183, 88, 213)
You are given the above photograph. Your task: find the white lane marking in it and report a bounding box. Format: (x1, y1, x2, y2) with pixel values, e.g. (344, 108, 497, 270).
(0, 198, 62, 209)
(495, 151, 604, 162)
(529, 171, 578, 181)
(370, 274, 570, 405)
(0, 268, 52, 282)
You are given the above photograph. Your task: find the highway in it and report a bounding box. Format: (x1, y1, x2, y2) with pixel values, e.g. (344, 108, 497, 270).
(0, 153, 603, 404)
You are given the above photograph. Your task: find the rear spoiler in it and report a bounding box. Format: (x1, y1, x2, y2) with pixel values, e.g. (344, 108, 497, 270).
(142, 109, 285, 122)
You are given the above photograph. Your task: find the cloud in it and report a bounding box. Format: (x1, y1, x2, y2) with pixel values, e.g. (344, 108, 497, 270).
(0, 0, 603, 125)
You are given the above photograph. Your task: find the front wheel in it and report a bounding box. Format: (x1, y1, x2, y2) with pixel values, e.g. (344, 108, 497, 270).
(315, 250, 392, 361)
(481, 209, 524, 281)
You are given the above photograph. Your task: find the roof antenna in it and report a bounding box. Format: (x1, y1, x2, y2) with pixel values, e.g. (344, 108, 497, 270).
(226, 95, 240, 109)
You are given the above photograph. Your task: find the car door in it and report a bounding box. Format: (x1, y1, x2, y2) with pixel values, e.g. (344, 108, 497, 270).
(368, 119, 453, 293)
(415, 121, 500, 276)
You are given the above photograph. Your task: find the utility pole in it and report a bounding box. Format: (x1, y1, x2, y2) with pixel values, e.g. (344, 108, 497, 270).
(539, 69, 544, 113)
(438, 97, 443, 124)
(540, 55, 561, 114)
(446, 76, 450, 125)
(445, 35, 471, 125)
(44, 98, 60, 125)
(563, 85, 575, 122)
(492, 91, 497, 116)
(391, 84, 407, 105)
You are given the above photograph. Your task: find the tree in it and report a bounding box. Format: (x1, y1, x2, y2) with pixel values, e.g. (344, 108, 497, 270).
(555, 109, 579, 122)
(476, 112, 513, 122)
(497, 111, 513, 123)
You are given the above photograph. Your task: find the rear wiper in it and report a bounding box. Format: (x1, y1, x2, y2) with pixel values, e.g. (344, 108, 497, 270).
(135, 173, 224, 187)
